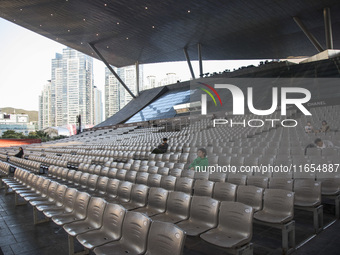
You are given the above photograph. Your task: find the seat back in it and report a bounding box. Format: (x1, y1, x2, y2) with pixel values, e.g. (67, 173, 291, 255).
(100, 167, 110, 176)
(54, 184, 68, 206)
(147, 174, 162, 187)
(87, 174, 99, 191)
(213, 182, 237, 201)
(189, 196, 219, 228)
(148, 187, 169, 211)
(130, 184, 149, 206)
(120, 211, 151, 254)
(125, 170, 137, 183)
(160, 175, 177, 191)
(117, 181, 133, 202)
(106, 178, 120, 198)
(145, 221, 185, 255)
(96, 176, 109, 195)
(116, 169, 127, 181)
(293, 179, 321, 206)
(101, 203, 126, 239)
(175, 177, 193, 194)
(193, 179, 214, 197)
(166, 191, 191, 219)
(74, 192, 91, 218)
(218, 201, 253, 240)
(86, 197, 107, 228)
(62, 188, 78, 212)
(72, 171, 82, 185)
(269, 178, 293, 191)
(236, 185, 263, 212)
(107, 168, 117, 179)
(262, 189, 294, 222)
(136, 172, 149, 185)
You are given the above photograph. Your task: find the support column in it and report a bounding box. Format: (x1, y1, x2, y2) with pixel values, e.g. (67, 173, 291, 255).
(323, 7, 333, 49)
(198, 43, 203, 77)
(293, 17, 324, 53)
(183, 47, 195, 80)
(135, 61, 140, 96)
(88, 43, 136, 99)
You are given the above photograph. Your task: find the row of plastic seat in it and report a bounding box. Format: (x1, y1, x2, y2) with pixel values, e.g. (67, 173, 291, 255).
(9, 157, 42, 174)
(3, 167, 296, 254)
(2, 170, 185, 255)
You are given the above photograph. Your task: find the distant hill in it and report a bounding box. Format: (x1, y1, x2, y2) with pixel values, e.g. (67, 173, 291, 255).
(0, 107, 38, 122)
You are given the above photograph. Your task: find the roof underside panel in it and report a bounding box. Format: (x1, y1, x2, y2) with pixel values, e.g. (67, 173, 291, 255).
(1, 0, 340, 67)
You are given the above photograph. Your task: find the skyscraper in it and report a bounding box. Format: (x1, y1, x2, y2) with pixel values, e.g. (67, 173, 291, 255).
(93, 86, 103, 125)
(104, 65, 143, 119)
(39, 47, 95, 129)
(38, 81, 52, 130)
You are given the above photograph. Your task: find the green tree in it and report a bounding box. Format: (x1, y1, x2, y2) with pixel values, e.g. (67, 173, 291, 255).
(1, 130, 24, 139)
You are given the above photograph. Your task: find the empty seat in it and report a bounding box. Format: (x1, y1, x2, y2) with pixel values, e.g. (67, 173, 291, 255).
(120, 184, 149, 210)
(134, 187, 169, 216)
(43, 188, 78, 218)
(147, 174, 162, 187)
(269, 178, 293, 191)
(209, 172, 226, 182)
(52, 191, 91, 226)
(236, 185, 263, 212)
(136, 172, 149, 185)
(175, 177, 194, 194)
(254, 189, 295, 254)
(247, 176, 269, 189)
(115, 169, 127, 181)
(76, 203, 126, 250)
(227, 173, 247, 185)
(213, 182, 237, 201)
(169, 168, 182, 177)
(106, 181, 133, 204)
(294, 179, 323, 233)
(63, 197, 107, 255)
(200, 201, 253, 253)
(94, 211, 151, 255)
(181, 169, 195, 178)
(144, 221, 186, 255)
(177, 196, 219, 236)
(160, 175, 177, 191)
(193, 179, 214, 197)
(151, 191, 191, 223)
(125, 170, 137, 183)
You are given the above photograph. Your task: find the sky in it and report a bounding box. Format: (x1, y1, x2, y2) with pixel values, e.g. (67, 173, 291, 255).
(0, 17, 263, 112)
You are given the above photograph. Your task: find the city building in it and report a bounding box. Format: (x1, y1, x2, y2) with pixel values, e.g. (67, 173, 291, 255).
(158, 73, 180, 86)
(39, 47, 95, 129)
(104, 65, 143, 119)
(0, 110, 36, 136)
(38, 81, 52, 130)
(93, 86, 103, 125)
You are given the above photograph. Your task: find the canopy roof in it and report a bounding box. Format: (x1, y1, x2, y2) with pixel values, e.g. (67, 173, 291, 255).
(1, 0, 340, 67)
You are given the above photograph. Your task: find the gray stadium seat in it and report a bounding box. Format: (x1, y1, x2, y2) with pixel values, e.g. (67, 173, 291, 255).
(151, 191, 191, 223)
(93, 211, 151, 255)
(133, 187, 169, 216)
(145, 221, 186, 255)
(177, 196, 219, 236)
(200, 201, 253, 254)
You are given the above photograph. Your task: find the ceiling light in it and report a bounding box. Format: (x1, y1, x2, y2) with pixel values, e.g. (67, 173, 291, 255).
(187, 10, 191, 13)
(126, 37, 129, 40)
(67, 29, 70, 32)
(145, 7, 148, 10)
(117, 22, 120, 25)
